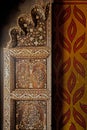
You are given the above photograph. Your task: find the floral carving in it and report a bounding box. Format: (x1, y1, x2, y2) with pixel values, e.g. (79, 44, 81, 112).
(31, 61, 47, 88)
(16, 59, 46, 89)
(16, 101, 47, 129)
(7, 2, 50, 47)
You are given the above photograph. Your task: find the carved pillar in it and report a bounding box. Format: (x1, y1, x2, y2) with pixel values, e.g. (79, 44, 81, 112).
(3, 1, 52, 130)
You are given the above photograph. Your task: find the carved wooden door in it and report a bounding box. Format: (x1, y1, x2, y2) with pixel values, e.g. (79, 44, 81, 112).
(3, 1, 52, 130)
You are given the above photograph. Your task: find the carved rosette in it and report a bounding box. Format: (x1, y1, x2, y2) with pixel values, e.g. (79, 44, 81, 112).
(3, 0, 52, 130)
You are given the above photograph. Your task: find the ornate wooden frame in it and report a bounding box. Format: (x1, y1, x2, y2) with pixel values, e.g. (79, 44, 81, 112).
(3, 0, 52, 130)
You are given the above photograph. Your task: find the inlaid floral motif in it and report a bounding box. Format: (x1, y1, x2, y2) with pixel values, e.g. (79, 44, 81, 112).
(8, 2, 50, 47)
(16, 101, 47, 130)
(16, 59, 47, 89)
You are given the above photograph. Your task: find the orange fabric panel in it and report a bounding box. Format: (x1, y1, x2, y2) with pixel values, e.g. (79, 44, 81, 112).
(53, 1, 87, 130)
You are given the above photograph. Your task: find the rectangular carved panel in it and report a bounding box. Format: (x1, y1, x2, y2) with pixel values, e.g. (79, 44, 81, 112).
(16, 59, 47, 89)
(16, 101, 47, 130)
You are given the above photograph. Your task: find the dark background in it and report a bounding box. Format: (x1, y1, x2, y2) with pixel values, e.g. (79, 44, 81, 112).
(0, 1, 26, 129)
(0, 0, 25, 44)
